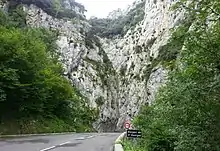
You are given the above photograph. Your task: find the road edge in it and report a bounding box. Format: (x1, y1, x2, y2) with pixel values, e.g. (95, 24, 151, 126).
(0, 132, 76, 138)
(114, 132, 126, 151)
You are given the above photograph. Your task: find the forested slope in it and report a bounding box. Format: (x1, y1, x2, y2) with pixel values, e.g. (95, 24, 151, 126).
(0, 4, 97, 135)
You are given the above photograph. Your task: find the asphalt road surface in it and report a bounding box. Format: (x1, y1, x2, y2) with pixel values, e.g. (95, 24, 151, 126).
(0, 133, 120, 151)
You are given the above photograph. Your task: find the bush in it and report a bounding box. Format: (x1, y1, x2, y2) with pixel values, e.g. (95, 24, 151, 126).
(122, 139, 145, 151)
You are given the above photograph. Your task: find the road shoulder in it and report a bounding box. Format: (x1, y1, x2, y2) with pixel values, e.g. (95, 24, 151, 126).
(114, 132, 126, 151)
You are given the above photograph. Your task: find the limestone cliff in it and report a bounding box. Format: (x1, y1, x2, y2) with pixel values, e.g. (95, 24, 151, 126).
(0, 0, 184, 132)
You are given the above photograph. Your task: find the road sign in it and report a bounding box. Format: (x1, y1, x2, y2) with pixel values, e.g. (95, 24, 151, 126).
(124, 121, 131, 129)
(127, 129, 142, 138)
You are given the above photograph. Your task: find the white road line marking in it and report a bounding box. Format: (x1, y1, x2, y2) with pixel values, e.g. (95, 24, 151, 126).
(40, 146, 56, 151)
(75, 137, 85, 140)
(86, 136, 94, 139)
(39, 141, 71, 151)
(59, 141, 70, 146)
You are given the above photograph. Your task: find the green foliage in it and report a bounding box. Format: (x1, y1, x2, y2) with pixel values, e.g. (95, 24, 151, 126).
(52, 0, 62, 10)
(0, 10, 8, 26)
(8, 5, 27, 27)
(120, 65, 127, 76)
(50, 0, 85, 20)
(0, 117, 76, 135)
(142, 59, 160, 84)
(122, 139, 145, 151)
(7, 0, 85, 20)
(122, 1, 146, 34)
(95, 96, 105, 107)
(157, 20, 191, 69)
(0, 4, 27, 28)
(84, 33, 116, 88)
(88, 0, 146, 38)
(131, 0, 220, 151)
(0, 10, 97, 134)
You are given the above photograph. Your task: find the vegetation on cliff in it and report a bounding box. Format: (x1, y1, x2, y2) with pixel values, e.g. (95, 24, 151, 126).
(8, 0, 86, 20)
(0, 5, 97, 135)
(125, 0, 220, 150)
(88, 0, 145, 38)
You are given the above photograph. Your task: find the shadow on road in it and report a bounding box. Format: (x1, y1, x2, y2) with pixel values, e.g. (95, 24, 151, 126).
(0, 138, 50, 144)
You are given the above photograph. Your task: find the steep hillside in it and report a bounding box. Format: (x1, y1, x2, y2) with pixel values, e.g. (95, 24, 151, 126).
(0, 0, 97, 134)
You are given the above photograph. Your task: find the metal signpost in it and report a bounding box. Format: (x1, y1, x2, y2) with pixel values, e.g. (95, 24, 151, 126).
(124, 113, 142, 145)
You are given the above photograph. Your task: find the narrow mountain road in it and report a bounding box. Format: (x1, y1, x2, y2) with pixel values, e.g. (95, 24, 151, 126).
(0, 133, 120, 151)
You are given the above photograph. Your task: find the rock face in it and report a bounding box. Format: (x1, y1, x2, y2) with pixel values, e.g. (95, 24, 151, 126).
(9, 0, 86, 19)
(0, 0, 184, 132)
(0, 0, 7, 11)
(95, 0, 184, 131)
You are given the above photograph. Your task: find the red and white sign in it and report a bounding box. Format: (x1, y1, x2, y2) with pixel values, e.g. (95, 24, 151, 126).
(124, 121, 131, 129)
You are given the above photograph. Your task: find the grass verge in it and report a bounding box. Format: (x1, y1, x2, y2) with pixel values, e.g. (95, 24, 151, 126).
(0, 116, 95, 135)
(122, 139, 144, 151)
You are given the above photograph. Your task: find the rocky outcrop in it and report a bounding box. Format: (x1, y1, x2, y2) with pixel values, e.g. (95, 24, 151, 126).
(9, 0, 86, 19)
(0, 0, 184, 132)
(96, 0, 184, 131)
(0, 0, 7, 11)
